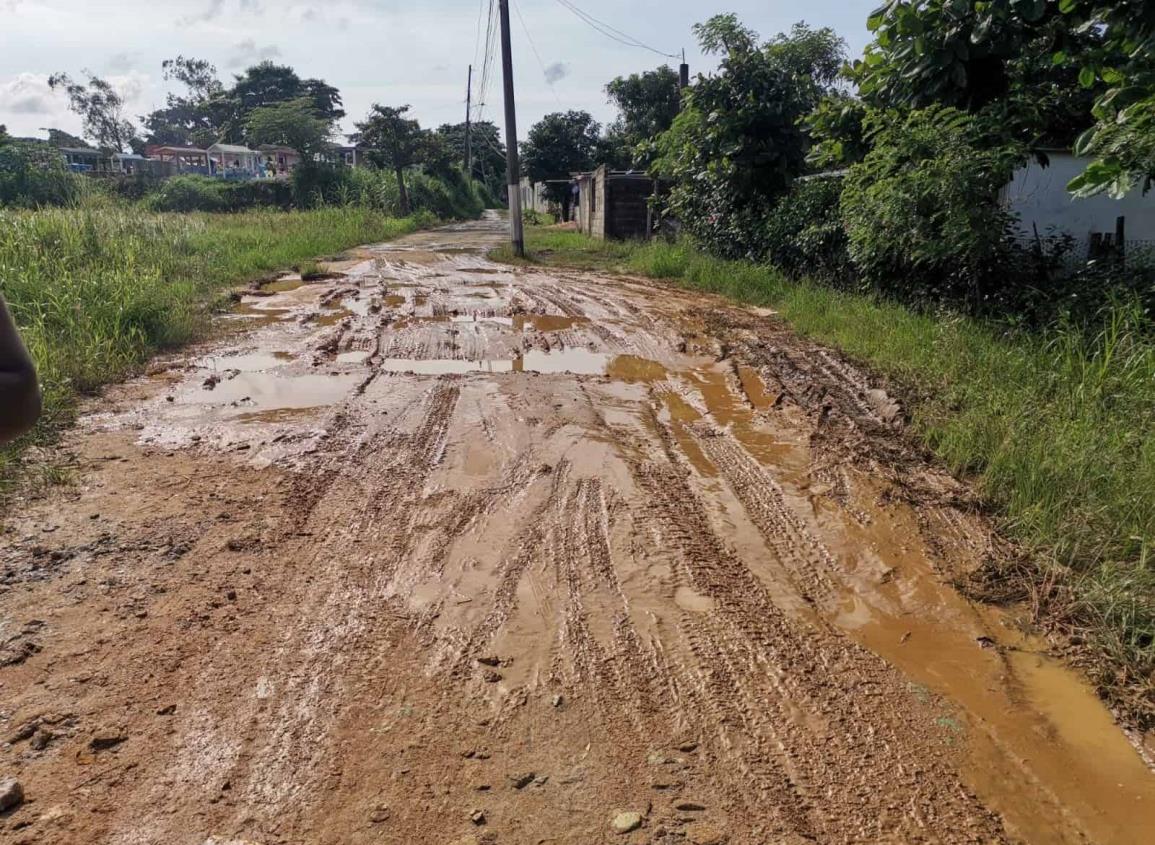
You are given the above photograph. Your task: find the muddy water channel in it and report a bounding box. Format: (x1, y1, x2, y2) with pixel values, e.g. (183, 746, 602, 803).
(4, 214, 1153, 845)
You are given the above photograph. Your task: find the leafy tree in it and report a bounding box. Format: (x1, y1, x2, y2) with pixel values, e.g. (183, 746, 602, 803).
(47, 72, 138, 152)
(652, 16, 845, 258)
(840, 106, 1025, 306)
(218, 62, 344, 143)
(354, 104, 425, 214)
(852, 1, 1155, 196)
(805, 94, 869, 170)
(142, 56, 226, 147)
(521, 110, 601, 218)
(246, 97, 333, 159)
(604, 66, 681, 168)
(436, 120, 506, 196)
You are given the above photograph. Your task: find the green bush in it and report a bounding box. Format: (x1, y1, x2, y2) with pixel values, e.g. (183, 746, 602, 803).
(0, 139, 82, 208)
(145, 175, 229, 212)
(840, 107, 1025, 306)
(765, 176, 852, 282)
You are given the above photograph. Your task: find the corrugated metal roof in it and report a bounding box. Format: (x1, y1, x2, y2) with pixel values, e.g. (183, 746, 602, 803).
(209, 143, 257, 154)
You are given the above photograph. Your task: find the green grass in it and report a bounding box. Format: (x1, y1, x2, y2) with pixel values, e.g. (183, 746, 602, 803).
(501, 229, 1155, 724)
(0, 204, 434, 489)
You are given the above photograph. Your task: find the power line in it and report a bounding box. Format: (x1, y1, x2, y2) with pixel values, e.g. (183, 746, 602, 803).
(553, 0, 679, 60)
(476, 0, 500, 124)
(512, 0, 563, 109)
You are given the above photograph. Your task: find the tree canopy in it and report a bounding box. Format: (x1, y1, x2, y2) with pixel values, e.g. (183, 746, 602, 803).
(245, 97, 333, 159)
(852, 0, 1155, 196)
(521, 110, 601, 204)
(47, 72, 138, 153)
(354, 104, 427, 214)
(652, 17, 846, 257)
(604, 66, 682, 168)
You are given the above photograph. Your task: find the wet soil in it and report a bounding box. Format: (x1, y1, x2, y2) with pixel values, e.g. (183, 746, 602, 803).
(2, 214, 1154, 845)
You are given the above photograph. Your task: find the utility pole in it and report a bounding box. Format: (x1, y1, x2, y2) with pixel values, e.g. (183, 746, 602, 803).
(465, 64, 473, 179)
(498, 0, 524, 257)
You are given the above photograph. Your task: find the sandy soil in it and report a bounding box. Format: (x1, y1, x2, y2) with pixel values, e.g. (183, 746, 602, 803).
(2, 214, 1155, 845)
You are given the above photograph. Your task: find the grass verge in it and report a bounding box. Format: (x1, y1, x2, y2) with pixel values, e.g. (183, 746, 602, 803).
(0, 204, 435, 491)
(498, 228, 1155, 726)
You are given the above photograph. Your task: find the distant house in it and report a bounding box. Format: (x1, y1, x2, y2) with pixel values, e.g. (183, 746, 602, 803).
(333, 145, 379, 167)
(207, 143, 261, 177)
(1002, 150, 1155, 258)
(147, 145, 211, 175)
(60, 147, 110, 173)
(575, 166, 661, 240)
(257, 145, 301, 175)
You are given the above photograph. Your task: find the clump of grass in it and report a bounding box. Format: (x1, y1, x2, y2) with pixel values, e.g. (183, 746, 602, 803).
(504, 229, 1155, 725)
(293, 259, 327, 281)
(0, 204, 431, 491)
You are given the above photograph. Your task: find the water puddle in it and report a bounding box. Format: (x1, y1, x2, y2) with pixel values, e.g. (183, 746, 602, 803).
(197, 351, 293, 372)
(378, 348, 610, 376)
(607, 355, 667, 383)
(515, 315, 588, 333)
(231, 302, 293, 325)
(316, 308, 354, 327)
(337, 350, 372, 365)
(178, 371, 361, 412)
(262, 276, 305, 293)
(825, 485, 1155, 845)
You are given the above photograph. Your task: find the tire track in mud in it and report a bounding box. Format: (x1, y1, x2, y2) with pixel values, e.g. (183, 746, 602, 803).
(134, 382, 466, 838)
(622, 439, 1008, 842)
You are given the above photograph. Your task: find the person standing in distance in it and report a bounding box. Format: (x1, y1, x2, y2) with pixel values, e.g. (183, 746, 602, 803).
(0, 295, 41, 444)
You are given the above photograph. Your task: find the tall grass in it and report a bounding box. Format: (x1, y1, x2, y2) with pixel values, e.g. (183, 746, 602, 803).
(0, 205, 432, 486)
(508, 229, 1155, 720)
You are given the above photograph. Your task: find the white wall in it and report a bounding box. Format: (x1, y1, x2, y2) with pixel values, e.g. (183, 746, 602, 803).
(1003, 152, 1155, 245)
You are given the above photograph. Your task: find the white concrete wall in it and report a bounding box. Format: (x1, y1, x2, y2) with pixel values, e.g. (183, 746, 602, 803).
(1003, 153, 1155, 245)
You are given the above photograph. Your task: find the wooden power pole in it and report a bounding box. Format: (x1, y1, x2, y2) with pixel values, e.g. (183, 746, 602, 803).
(498, 0, 524, 257)
(465, 64, 473, 179)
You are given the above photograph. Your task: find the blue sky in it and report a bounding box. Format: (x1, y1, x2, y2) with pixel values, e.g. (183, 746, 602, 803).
(0, 0, 878, 143)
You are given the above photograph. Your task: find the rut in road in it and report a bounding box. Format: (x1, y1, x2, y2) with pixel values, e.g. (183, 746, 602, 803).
(2, 214, 1154, 845)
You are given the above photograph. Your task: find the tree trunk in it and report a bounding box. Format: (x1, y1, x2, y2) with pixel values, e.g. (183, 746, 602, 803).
(395, 168, 411, 216)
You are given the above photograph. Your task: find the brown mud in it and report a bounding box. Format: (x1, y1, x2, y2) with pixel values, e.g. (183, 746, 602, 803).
(1, 213, 1153, 845)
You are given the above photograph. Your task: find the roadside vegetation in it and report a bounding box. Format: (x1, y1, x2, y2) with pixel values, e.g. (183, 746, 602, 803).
(0, 205, 435, 491)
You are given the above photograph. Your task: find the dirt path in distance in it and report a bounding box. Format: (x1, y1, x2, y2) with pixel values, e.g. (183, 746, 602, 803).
(2, 213, 1154, 845)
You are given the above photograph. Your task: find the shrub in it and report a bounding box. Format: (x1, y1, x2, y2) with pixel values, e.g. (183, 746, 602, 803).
(764, 176, 852, 283)
(145, 175, 229, 212)
(840, 107, 1026, 307)
(0, 139, 82, 208)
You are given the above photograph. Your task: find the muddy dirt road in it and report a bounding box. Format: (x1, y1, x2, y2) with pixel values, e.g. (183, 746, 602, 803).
(3, 214, 1155, 844)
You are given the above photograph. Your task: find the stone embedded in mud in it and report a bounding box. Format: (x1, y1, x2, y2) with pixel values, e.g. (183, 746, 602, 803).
(508, 772, 535, 790)
(470, 809, 487, 825)
(89, 731, 127, 752)
(0, 777, 24, 812)
(612, 811, 644, 834)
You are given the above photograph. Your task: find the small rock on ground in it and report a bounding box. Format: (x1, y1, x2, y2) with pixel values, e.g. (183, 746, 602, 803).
(612, 811, 643, 834)
(0, 777, 24, 812)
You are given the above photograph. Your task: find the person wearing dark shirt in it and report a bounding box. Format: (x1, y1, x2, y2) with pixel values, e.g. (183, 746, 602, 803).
(0, 295, 41, 444)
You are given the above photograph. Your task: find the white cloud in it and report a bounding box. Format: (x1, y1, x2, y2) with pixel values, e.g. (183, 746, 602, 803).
(0, 73, 55, 116)
(226, 39, 281, 69)
(106, 52, 141, 74)
(544, 62, 569, 85)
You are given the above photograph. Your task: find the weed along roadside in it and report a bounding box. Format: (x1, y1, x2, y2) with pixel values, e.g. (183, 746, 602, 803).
(495, 226, 1155, 735)
(0, 206, 441, 493)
